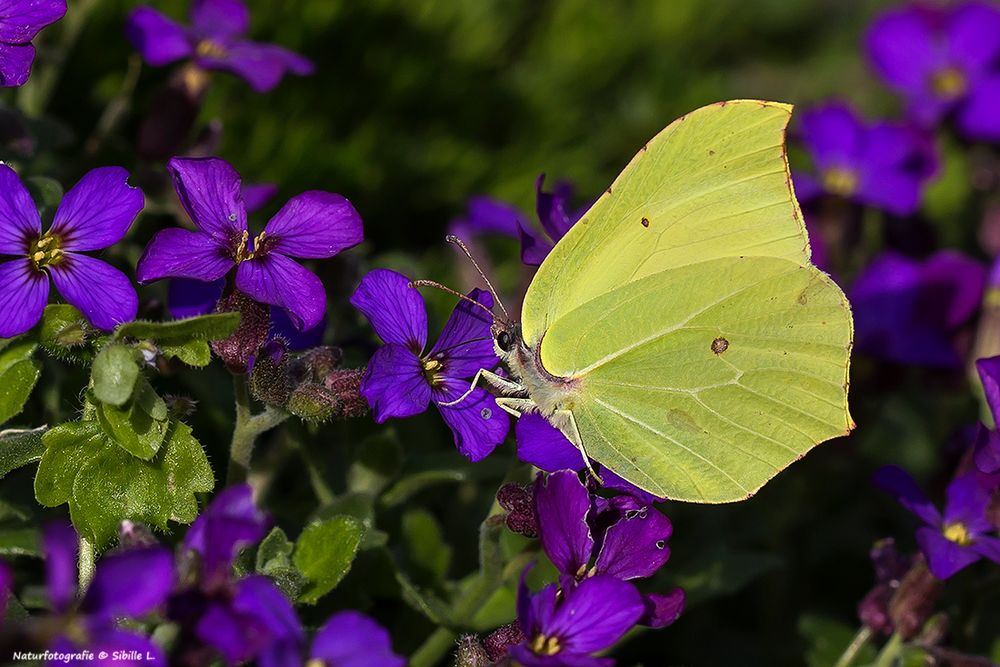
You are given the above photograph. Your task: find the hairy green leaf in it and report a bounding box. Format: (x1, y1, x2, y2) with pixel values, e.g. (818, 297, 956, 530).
(160, 340, 212, 367)
(256, 527, 306, 599)
(114, 312, 241, 344)
(293, 516, 363, 604)
(0, 427, 47, 478)
(0, 339, 41, 426)
(95, 380, 169, 460)
(91, 344, 140, 406)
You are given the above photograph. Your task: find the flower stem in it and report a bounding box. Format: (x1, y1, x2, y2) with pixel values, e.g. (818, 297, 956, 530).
(410, 519, 504, 667)
(77, 535, 95, 594)
(227, 375, 289, 484)
(832, 626, 873, 667)
(84, 54, 143, 155)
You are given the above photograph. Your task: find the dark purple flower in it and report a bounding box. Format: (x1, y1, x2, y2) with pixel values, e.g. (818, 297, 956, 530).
(516, 414, 662, 505)
(511, 569, 644, 667)
(451, 175, 589, 266)
(350, 268, 510, 461)
(874, 466, 1000, 579)
(171, 485, 303, 666)
(792, 103, 937, 216)
(533, 470, 684, 629)
(42, 522, 173, 666)
(0, 0, 66, 87)
(307, 611, 405, 667)
(866, 1, 1000, 140)
(0, 165, 144, 338)
(136, 157, 363, 331)
(975, 356, 1000, 473)
(126, 0, 313, 93)
(850, 250, 986, 368)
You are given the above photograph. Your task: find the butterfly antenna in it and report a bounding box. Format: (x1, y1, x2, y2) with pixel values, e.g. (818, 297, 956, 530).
(409, 280, 496, 318)
(445, 235, 511, 320)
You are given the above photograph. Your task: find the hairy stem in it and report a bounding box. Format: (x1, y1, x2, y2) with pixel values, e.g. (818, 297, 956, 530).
(77, 535, 95, 594)
(832, 626, 873, 667)
(410, 520, 504, 667)
(227, 375, 289, 484)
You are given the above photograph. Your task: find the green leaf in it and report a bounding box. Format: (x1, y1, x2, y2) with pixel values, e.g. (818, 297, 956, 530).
(95, 380, 169, 460)
(256, 527, 307, 599)
(114, 312, 241, 343)
(0, 339, 41, 426)
(395, 569, 454, 626)
(0, 528, 40, 557)
(402, 508, 451, 582)
(91, 344, 140, 406)
(293, 516, 363, 604)
(799, 616, 875, 667)
(0, 427, 47, 478)
(34, 420, 214, 547)
(160, 340, 212, 367)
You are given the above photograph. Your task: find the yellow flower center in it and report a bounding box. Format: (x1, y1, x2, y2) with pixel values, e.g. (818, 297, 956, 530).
(196, 39, 227, 59)
(234, 229, 268, 263)
(932, 67, 967, 100)
(305, 660, 326, 667)
(822, 167, 859, 198)
(530, 634, 562, 656)
(29, 233, 65, 269)
(421, 357, 444, 386)
(942, 522, 973, 546)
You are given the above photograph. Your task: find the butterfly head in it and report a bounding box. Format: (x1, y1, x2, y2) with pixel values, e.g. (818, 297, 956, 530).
(491, 318, 523, 360)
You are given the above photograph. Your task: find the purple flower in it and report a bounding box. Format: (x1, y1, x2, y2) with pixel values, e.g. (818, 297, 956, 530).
(534, 470, 684, 629)
(306, 611, 405, 667)
(126, 0, 313, 93)
(792, 102, 937, 216)
(874, 466, 1000, 579)
(866, 1, 1000, 140)
(170, 485, 304, 666)
(350, 269, 510, 461)
(850, 250, 986, 368)
(0, 0, 66, 87)
(42, 522, 173, 665)
(0, 165, 144, 338)
(516, 414, 662, 505)
(451, 175, 589, 266)
(511, 569, 644, 667)
(975, 356, 1000, 474)
(136, 157, 363, 331)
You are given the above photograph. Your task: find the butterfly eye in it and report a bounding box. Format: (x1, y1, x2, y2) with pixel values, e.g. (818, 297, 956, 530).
(497, 331, 514, 352)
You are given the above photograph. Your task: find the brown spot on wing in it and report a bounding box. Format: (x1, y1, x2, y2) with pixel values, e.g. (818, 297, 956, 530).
(641, 217, 650, 228)
(711, 337, 729, 354)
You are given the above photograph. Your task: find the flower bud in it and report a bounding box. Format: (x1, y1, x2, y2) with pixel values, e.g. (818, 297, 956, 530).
(323, 368, 368, 418)
(454, 635, 491, 667)
(249, 340, 292, 406)
(211, 292, 269, 373)
(287, 384, 340, 422)
(496, 484, 536, 538)
(483, 622, 525, 662)
(888, 555, 942, 639)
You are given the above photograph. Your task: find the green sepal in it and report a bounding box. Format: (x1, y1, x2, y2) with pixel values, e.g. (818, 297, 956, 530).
(0, 338, 41, 426)
(90, 344, 140, 407)
(38, 305, 93, 364)
(293, 516, 363, 604)
(114, 312, 241, 344)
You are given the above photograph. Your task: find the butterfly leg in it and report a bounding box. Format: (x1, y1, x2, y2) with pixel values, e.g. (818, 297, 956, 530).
(439, 368, 527, 407)
(494, 397, 537, 418)
(551, 410, 603, 485)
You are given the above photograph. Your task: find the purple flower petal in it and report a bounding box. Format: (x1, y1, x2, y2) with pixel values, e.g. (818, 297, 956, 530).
(916, 526, 981, 579)
(546, 575, 643, 654)
(856, 124, 937, 216)
(231, 576, 303, 663)
(198, 41, 313, 93)
(0, 258, 48, 338)
(595, 507, 672, 580)
(518, 222, 554, 267)
(0, 163, 40, 254)
(195, 601, 263, 664)
(865, 7, 939, 95)
(49, 254, 137, 331)
(167, 157, 247, 241)
(918, 251, 986, 329)
(269, 306, 324, 350)
(168, 278, 225, 319)
(359, 343, 431, 422)
(262, 191, 363, 259)
(183, 484, 270, 583)
(42, 522, 77, 613)
(942, 473, 992, 531)
(350, 269, 427, 349)
(81, 548, 173, 619)
(974, 425, 1000, 475)
(190, 0, 249, 40)
(311, 611, 406, 667)
(640, 589, 685, 629)
(136, 228, 234, 283)
(958, 76, 1000, 141)
(125, 7, 193, 67)
(88, 628, 166, 667)
(49, 167, 144, 252)
(873, 465, 942, 527)
(792, 172, 823, 204)
(535, 175, 579, 243)
(235, 252, 326, 330)
(0, 0, 65, 42)
(534, 470, 594, 577)
(977, 356, 1000, 424)
(427, 288, 496, 377)
(0, 42, 34, 87)
(970, 534, 1000, 565)
(598, 467, 663, 505)
(433, 381, 509, 462)
(242, 183, 278, 212)
(450, 197, 526, 238)
(946, 1, 1000, 72)
(799, 103, 864, 170)
(508, 647, 612, 667)
(515, 413, 583, 472)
